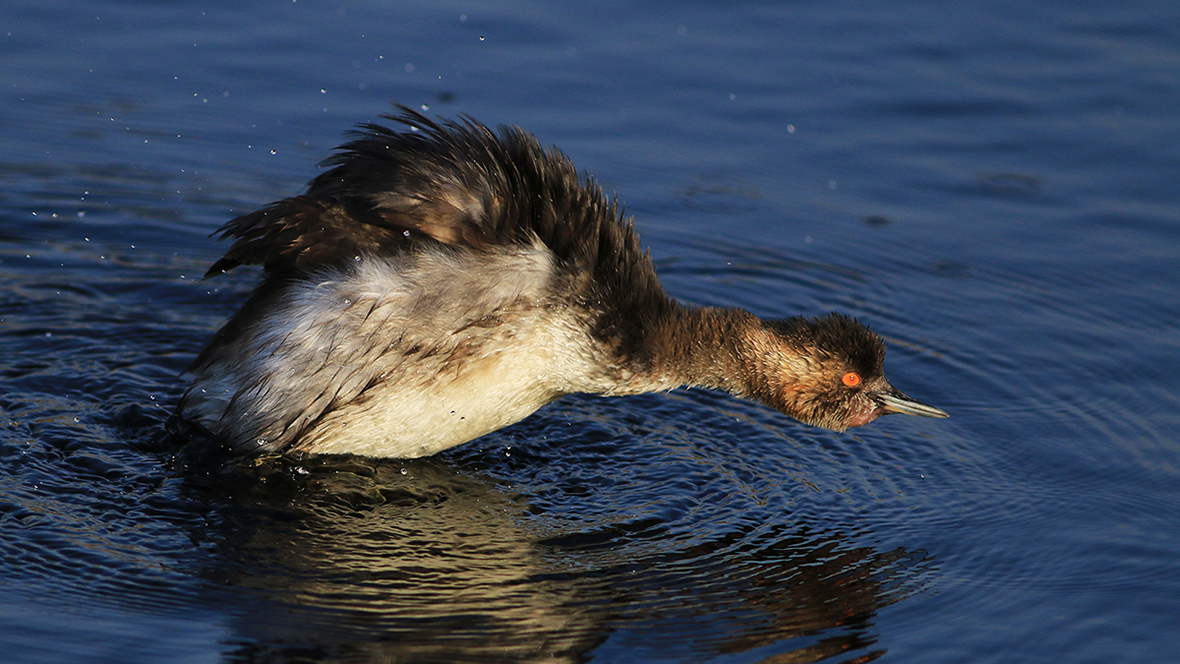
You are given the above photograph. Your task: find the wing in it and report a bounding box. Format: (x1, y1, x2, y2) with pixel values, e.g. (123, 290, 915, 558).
(204, 106, 568, 278)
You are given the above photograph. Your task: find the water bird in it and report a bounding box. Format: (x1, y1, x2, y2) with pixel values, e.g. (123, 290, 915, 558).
(180, 106, 947, 458)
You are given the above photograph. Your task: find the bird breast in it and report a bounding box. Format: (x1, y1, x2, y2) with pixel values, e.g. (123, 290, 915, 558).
(183, 241, 610, 457)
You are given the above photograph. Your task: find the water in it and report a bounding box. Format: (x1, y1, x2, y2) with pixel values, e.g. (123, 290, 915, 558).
(2, 0, 1179, 662)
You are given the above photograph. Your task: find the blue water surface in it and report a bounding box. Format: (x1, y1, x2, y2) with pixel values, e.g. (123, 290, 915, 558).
(2, 1, 1179, 662)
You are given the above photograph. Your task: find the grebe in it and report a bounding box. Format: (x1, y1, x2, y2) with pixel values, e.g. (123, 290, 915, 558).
(180, 106, 947, 458)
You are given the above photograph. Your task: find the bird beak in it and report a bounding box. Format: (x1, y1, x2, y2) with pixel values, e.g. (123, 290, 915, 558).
(877, 387, 949, 419)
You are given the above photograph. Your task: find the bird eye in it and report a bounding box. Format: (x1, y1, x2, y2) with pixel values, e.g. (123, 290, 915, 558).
(841, 372, 861, 387)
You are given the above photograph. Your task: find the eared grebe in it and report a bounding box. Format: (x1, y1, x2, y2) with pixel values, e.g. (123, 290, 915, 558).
(180, 106, 947, 458)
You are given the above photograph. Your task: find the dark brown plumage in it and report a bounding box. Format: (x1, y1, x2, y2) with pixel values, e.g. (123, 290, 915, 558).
(180, 105, 946, 458)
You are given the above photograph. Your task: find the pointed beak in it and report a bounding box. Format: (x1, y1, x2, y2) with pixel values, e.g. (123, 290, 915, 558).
(876, 387, 949, 419)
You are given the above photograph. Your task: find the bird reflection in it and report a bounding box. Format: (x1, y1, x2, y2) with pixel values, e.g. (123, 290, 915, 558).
(186, 454, 932, 663)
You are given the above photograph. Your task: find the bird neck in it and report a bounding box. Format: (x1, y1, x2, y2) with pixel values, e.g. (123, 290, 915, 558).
(644, 305, 800, 402)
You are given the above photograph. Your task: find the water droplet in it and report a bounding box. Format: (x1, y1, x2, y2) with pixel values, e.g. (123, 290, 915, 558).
(478, 35, 485, 41)
(270, 149, 277, 155)
(400, 468, 408, 475)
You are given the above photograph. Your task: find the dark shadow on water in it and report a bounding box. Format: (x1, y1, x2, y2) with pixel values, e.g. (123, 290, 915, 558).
(174, 445, 935, 664)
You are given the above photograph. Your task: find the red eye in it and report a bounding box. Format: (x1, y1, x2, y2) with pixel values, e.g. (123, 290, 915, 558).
(841, 372, 861, 387)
